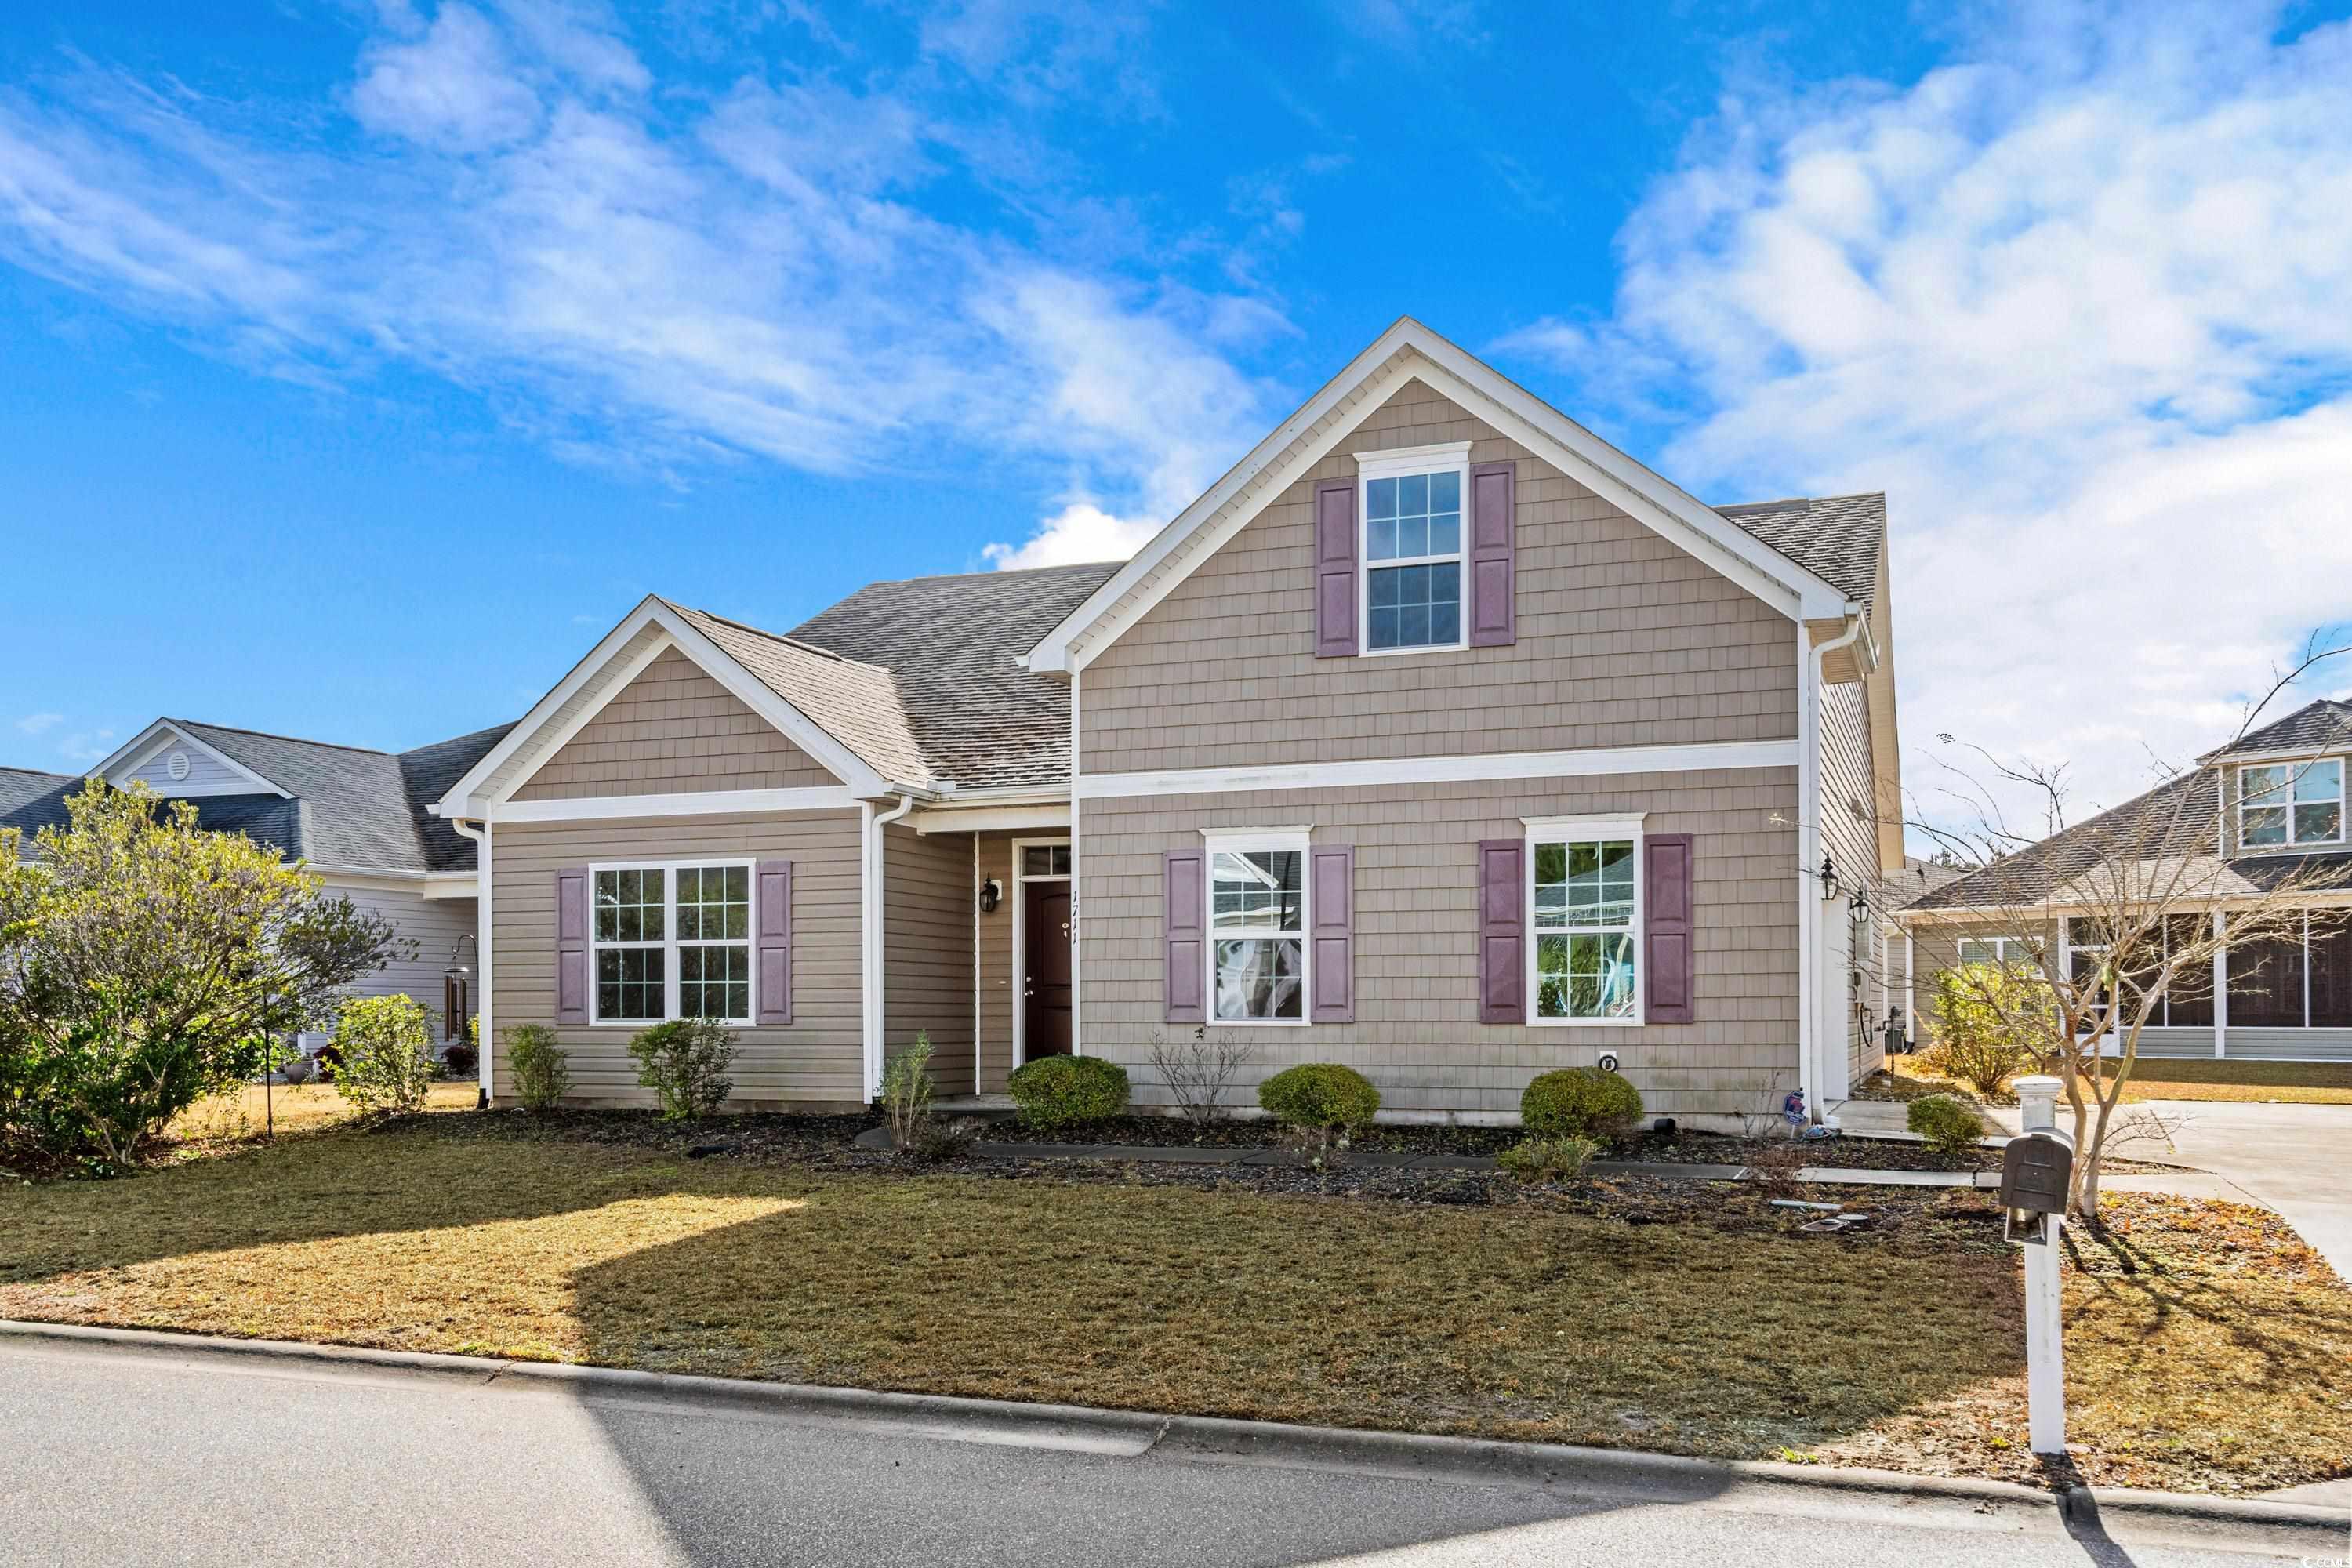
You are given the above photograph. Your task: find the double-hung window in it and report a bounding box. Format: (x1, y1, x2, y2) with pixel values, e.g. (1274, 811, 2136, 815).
(2241, 760, 2343, 848)
(1359, 443, 1468, 653)
(1957, 935, 2042, 969)
(592, 862, 754, 1025)
(1207, 831, 1308, 1023)
(1526, 819, 1642, 1024)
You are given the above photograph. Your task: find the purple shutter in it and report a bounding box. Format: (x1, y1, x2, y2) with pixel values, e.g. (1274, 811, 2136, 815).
(1477, 840, 1524, 1024)
(1165, 848, 1206, 1023)
(1313, 479, 1358, 659)
(1309, 844, 1355, 1024)
(757, 859, 793, 1025)
(1468, 461, 1516, 647)
(1645, 834, 1694, 1025)
(555, 866, 589, 1025)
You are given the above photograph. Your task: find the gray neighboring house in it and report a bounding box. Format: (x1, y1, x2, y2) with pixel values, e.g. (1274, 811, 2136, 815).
(434, 318, 1909, 1127)
(1898, 698, 2352, 1063)
(3, 717, 514, 1051)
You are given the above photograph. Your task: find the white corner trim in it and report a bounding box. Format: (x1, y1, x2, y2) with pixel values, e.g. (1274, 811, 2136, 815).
(1080, 738, 1798, 801)
(98, 720, 294, 799)
(1354, 439, 1472, 478)
(491, 787, 859, 823)
(1523, 813, 1647, 837)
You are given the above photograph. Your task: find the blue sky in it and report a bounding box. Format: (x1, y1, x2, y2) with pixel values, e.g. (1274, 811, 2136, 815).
(5, 0, 2351, 837)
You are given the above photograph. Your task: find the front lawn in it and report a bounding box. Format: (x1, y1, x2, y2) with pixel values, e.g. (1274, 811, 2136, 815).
(1864, 1055, 2352, 1106)
(3, 1119, 2344, 1496)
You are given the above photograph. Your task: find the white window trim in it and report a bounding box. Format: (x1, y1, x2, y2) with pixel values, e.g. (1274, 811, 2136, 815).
(1356, 441, 1472, 659)
(586, 858, 758, 1028)
(2239, 759, 2346, 849)
(1202, 827, 1313, 1028)
(1522, 815, 1646, 1028)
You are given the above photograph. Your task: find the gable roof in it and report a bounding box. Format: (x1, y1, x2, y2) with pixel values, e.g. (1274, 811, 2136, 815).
(789, 562, 1123, 790)
(1903, 768, 2220, 913)
(2202, 699, 2352, 762)
(5, 721, 513, 873)
(662, 602, 930, 786)
(1029, 316, 1860, 675)
(0, 765, 71, 822)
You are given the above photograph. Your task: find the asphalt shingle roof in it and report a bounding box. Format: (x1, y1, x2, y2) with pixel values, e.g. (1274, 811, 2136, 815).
(788, 561, 1124, 790)
(666, 603, 932, 786)
(2202, 699, 2352, 762)
(1716, 492, 1886, 605)
(1, 723, 512, 874)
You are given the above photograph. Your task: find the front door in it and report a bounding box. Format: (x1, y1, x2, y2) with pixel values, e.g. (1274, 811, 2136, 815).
(1024, 884, 1073, 1058)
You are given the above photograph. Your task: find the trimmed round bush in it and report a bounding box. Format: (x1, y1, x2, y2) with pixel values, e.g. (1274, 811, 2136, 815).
(1520, 1068, 1643, 1142)
(1257, 1062, 1381, 1131)
(1907, 1093, 1984, 1161)
(1007, 1054, 1130, 1131)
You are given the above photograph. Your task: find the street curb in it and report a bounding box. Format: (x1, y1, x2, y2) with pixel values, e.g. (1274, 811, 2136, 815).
(5, 1319, 2343, 1555)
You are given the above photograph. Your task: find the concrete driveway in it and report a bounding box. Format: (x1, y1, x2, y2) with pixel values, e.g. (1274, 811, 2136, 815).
(2135, 1099, 2352, 1279)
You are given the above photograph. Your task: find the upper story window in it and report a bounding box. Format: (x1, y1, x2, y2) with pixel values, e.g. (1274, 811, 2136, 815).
(1358, 442, 1469, 654)
(1207, 831, 1308, 1024)
(2241, 760, 2343, 848)
(1527, 819, 1642, 1024)
(592, 862, 754, 1025)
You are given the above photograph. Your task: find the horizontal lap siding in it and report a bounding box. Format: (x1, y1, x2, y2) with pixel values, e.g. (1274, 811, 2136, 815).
(1077, 770, 1799, 1120)
(325, 883, 479, 1024)
(514, 647, 840, 800)
(976, 834, 1015, 1092)
(1818, 678, 1886, 1084)
(885, 824, 975, 1091)
(1081, 377, 1798, 775)
(491, 812, 863, 1108)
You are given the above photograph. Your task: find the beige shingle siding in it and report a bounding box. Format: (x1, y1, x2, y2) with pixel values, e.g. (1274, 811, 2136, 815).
(1080, 379, 1798, 775)
(489, 811, 865, 1109)
(1076, 771, 1799, 1120)
(975, 833, 1016, 1091)
(512, 648, 842, 800)
(1817, 677, 1887, 1083)
(884, 822, 975, 1092)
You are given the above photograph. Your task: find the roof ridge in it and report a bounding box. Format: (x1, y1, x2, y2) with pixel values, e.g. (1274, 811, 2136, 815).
(672, 600, 907, 680)
(881, 561, 1127, 586)
(171, 718, 391, 757)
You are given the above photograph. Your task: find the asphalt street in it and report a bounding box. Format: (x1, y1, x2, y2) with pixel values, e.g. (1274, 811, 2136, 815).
(0, 1334, 2333, 1567)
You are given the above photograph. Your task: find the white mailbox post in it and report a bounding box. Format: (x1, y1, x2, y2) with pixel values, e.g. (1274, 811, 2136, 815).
(2011, 1075, 2069, 1455)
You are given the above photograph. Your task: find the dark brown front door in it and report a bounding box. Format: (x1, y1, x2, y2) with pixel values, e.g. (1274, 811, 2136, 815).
(1024, 884, 1073, 1058)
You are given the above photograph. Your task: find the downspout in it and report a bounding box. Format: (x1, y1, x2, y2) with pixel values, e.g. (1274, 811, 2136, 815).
(865, 791, 916, 1101)
(449, 815, 491, 1109)
(1799, 608, 1867, 1127)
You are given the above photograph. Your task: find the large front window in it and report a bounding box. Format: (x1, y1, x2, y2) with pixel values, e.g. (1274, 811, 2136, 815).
(1529, 828, 1640, 1022)
(2241, 760, 2343, 847)
(593, 862, 754, 1025)
(1361, 450, 1467, 653)
(1210, 844, 1306, 1022)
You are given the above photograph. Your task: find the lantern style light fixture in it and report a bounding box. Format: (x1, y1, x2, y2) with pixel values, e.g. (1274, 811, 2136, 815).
(978, 877, 1002, 914)
(1818, 853, 1840, 902)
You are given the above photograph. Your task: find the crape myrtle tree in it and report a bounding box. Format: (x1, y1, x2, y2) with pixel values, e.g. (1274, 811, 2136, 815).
(1907, 635, 2352, 1213)
(0, 782, 406, 1171)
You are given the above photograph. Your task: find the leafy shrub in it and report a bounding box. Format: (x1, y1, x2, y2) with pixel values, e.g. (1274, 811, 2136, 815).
(505, 1023, 570, 1110)
(331, 994, 437, 1116)
(1007, 1054, 1130, 1132)
(880, 1032, 936, 1151)
(1925, 965, 2042, 1096)
(1521, 1068, 1644, 1142)
(1258, 1062, 1380, 1132)
(629, 1018, 735, 1119)
(1497, 1134, 1601, 1184)
(1907, 1093, 1984, 1161)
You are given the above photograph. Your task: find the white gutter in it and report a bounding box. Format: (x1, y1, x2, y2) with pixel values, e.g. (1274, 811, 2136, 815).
(862, 791, 916, 1100)
(1798, 607, 1867, 1127)
(448, 816, 492, 1107)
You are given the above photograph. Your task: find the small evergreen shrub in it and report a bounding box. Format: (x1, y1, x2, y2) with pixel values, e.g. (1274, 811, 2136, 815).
(331, 994, 437, 1116)
(1007, 1054, 1130, 1132)
(1520, 1068, 1644, 1142)
(1257, 1062, 1381, 1132)
(505, 1023, 570, 1110)
(1907, 1093, 1984, 1161)
(1925, 965, 2041, 1096)
(629, 1018, 735, 1119)
(1497, 1134, 1601, 1184)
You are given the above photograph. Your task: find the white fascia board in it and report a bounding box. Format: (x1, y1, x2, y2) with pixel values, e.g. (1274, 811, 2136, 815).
(490, 787, 860, 823)
(1076, 738, 1800, 801)
(98, 720, 294, 799)
(1027, 318, 1851, 672)
(909, 802, 1072, 835)
(2205, 745, 2349, 767)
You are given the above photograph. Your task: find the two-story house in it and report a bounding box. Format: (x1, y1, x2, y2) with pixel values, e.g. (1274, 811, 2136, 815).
(431, 318, 1907, 1125)
(1900, 701, 2352, 1062)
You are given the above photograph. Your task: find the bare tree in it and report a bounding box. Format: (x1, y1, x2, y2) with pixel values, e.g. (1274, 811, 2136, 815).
(1899, 633, 2352, 1212)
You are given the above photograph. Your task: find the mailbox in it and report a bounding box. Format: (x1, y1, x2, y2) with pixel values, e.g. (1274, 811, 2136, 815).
(2000, 1130, 2074, 1244)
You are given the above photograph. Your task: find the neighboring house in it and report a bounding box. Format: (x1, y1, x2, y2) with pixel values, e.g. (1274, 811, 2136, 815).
(1897, 699, 2352, 1063)
(2, 717, 513, 1048)
(434, 318, 1908, 1125)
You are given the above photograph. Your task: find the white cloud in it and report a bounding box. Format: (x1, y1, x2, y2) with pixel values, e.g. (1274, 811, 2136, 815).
(1501, 0, 2352, 837)
(15, 713, 63, 736)
(352, 4, 543, 152)
(982, 501, 1158, 570)
(57, 728, 115, 766)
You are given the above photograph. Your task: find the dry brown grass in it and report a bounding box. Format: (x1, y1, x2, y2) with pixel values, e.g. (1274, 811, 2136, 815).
(2, 1125, 2344, 1496)
(1871, 1055, 2352, 1106)
(163, 1081, 477, 1149)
